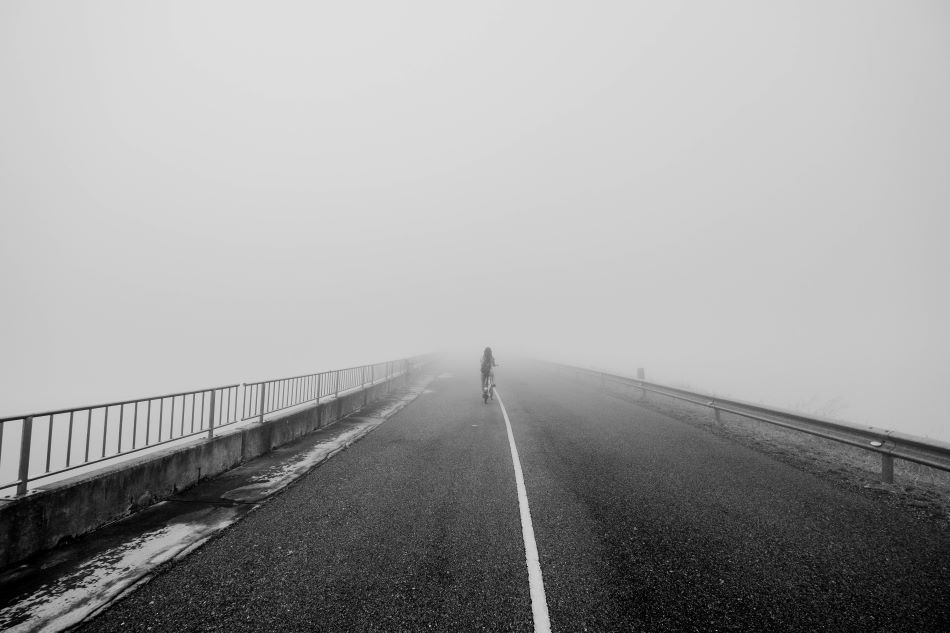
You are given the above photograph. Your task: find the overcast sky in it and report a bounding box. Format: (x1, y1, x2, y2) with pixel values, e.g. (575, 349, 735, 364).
(2, 1, 948, 440)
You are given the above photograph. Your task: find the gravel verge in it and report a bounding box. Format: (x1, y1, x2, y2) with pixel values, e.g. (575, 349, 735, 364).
(604, 382, 950, 526)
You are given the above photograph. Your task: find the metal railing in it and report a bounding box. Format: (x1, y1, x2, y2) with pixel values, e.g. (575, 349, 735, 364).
(242, 360, 409, 423)
(0, 356, 426, 497)
(564, 364, 950, 484)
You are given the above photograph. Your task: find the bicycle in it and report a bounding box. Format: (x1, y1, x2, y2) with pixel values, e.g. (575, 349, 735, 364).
(482, 368, 495, 404)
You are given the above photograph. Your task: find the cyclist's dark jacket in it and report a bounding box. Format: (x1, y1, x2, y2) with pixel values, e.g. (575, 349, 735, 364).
(481, 353, 495, 374)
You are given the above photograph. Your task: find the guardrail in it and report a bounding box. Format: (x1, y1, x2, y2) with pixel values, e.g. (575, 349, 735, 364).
(564, 364, 950, 485)
(0, 356, 427, 497)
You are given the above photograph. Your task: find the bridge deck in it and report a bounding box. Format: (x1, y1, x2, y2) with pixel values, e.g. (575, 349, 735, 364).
(9, 361, 950, 631)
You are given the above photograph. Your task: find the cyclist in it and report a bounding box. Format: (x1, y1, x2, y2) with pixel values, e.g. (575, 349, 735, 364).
(480, 347, 497, 395)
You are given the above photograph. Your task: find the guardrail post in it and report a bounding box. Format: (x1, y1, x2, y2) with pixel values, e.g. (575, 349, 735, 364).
(16, 416, 33, 497)
(334, 370, 340, 400)
(208, 390, 216, 439)
(881, 454, 895, 484)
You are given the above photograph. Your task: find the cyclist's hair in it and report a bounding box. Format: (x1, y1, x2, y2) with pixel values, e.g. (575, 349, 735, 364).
(483, 347, 492, 358)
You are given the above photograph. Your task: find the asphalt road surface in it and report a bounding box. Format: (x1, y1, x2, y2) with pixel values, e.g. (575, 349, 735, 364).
(80, 360, 950, 632)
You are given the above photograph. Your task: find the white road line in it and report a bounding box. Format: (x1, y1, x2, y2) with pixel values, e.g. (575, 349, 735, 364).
(494, 389, 552, 633)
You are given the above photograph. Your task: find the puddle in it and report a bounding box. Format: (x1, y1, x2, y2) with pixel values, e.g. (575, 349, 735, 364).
(0, 510, 240, 633)
(222, 427, 368, 503)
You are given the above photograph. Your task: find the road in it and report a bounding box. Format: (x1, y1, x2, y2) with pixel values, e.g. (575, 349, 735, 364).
(80, 360, 950, 632)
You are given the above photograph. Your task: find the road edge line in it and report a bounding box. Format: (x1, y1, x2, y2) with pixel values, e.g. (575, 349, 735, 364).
(494, 389, 552, 633)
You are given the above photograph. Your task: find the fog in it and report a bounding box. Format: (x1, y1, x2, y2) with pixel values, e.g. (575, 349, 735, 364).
(2, 2, 948, 441)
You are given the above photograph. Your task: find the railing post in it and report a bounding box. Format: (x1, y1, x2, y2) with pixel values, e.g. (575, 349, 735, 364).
(363, 366, 369, 406)
(881, 454, 895, 484)
(16, 416, 33, 497)
(316, 373, 321, 405)
(259, 383, 266, 424)
(208, 390, 216, 439)
(334, 370, 340, 400)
